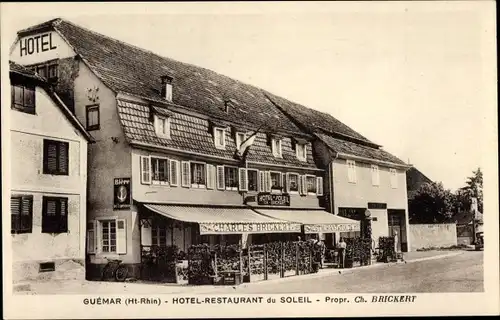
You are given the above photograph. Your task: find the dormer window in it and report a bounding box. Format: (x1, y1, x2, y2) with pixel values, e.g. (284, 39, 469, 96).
(214, 127, 226, 149)
(296, 143, 307, 162)
(154, 114, 171, 138)
(271, 138, 282, 158)
(161, 75, 173, 102)
(235, 132, 246, 149)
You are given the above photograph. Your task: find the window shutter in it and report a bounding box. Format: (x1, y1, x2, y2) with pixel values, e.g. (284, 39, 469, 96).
(216, 166, 225, 190)
(170, 160, 179, 186)
(239, 168, 248, 191)
(87, 220, 97, 254)
(206, 164, 215, 189)
(259, 171, 265, 192)
(280, 172, 285, 191)
(140, 219, 152, 246)
(181, 161, 190, 187)
(317, 177, 324, 196)
(117, 219, 127, 254)
(299, 175, 306, 195)
(59, 142, 69, 174)
(140, 156, 151, 184)
(46, 141, 58, 172)
(266, 171, 272, 192)
(60, 198, 68, 232)
(285, 173, 290, 192)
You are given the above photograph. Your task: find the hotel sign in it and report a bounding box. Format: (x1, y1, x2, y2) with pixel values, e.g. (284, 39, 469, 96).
(257, 193, 290, 206)
(20, 32, 57, 57)
(304, 223, 360, 234)
(199, 222, 301, 235)
(113, 177, 131, 210)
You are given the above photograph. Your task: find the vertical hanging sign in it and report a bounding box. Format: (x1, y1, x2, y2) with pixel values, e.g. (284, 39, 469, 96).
(114, 178, 131, 210)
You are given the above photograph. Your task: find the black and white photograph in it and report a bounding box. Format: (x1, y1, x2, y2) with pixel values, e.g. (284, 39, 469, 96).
(1, 1, 498, 319)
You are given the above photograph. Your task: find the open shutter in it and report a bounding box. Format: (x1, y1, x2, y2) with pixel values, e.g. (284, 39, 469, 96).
(299, 175, 305, 195)
(117, 219, 127, 254)
(87, 220, 97, 253)
(216, 166, 225, 190)
(259, 171, 265, 192)
(58, 142, 69, 174)
(266, 171, 272, 192)
(169, 160, 179, 186)
(317, 177, 324, 196)
(140, 156, 151, 184)
(181, 161, 190, 187)
(285, 173, 290, 193)
(140, 219, 152, 246)
(239, 168, 248, 191)
(206, 164, 215, 189)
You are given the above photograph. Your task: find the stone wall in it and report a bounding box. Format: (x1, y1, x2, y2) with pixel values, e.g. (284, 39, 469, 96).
(409, 223, 457, 251)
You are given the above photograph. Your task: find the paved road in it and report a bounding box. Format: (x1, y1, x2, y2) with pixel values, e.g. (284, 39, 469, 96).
(208, 251, 483, 293)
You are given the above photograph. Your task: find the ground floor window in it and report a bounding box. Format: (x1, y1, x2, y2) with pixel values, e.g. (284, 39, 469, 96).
(101, 220, 117, 253)
(11, 195, 33, 234)
(42, 196, 68, 233)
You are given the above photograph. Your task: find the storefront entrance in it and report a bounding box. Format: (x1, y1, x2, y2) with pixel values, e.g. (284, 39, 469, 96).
(387, 209, 407, 252)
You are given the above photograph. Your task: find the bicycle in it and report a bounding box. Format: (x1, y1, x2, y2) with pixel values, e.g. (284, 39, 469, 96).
(101, 258, 128, 282)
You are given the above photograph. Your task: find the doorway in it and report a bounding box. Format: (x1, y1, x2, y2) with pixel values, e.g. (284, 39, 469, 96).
(387, 209, 407, 252)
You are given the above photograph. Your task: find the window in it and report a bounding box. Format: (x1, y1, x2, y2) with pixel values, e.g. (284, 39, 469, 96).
(347, 160, 357, 183)
(306, 176, 317, 194)
(39, 262, 55, 272)
(11, 84, 35, 114)
(48, 64, 58, 79)
(271, 138, 282, 158)
(86, 104, 100, 131)
(101, 220, 117, 253)
(154, 115, 171, 138)
(390, 168, 398, 188)
(296, 143, 307, 162)
(235, 132, 246, 149)
(191, 162, 206, 187)
(247, 170, 258, 192)
(152, 223, 168, 247)
(42, 197, 68, 233)
(11, 195, 33, 234)
(36, 65, 48, 79)
(371, 165, 380, 186)
(214, 128, 226, 149)
(217, 166, 225, 190)
(224, 166, 238, 190)
(206, 164, 216, 189)
(30, 62, 58, 81)
(43, 139, 69, 175)
(152, 158, 169, 184)
(287, 173, 299, 193)
(316, 177, 324, 196)
(270, 172, 283, 191)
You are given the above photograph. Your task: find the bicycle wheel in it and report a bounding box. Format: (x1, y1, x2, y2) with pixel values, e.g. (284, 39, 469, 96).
(114, 265, 128, 282)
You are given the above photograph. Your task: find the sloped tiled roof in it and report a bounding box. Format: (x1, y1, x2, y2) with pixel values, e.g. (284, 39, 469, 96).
(9, 60, 46, 82)
(39, 19, 307, 135)
(9, 61, 94, 142)
(118, 100, 317, 168)
(316, 133, 406, 166)
(406, 167, 432, 197)
(264, 91, 374, 144)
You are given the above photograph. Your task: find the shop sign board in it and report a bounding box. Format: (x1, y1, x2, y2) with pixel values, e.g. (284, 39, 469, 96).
(113, 177, 131, 210)
(199, 222, 301, 235)
(304, 223, 360, 234)
(257, 193, 290, 206)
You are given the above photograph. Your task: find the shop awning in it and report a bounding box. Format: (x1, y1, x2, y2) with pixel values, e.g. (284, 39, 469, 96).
(254, 209, 361, 234)
(144, 204, 302, 235)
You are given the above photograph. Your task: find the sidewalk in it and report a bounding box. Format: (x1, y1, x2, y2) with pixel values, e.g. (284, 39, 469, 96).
(14, 250, 464, 295)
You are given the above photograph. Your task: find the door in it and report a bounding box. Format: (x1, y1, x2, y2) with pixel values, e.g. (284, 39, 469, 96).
(388, 209, 406, 252)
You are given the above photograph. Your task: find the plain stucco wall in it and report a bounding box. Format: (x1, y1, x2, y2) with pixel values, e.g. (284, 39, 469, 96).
(10, 85, 88, 282)
(409, 223, 457, 251)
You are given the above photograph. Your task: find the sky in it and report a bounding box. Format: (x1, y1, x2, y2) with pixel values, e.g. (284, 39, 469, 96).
(1, 2, 496, 191)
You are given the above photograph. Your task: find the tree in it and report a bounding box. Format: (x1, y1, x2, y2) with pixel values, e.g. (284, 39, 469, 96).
(456, 168, 483, 214)
(408, 182, 456, 224)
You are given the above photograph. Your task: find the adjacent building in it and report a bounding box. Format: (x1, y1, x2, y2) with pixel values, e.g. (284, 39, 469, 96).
(10, 18, 412, 280)
(9, 61, 93, 283)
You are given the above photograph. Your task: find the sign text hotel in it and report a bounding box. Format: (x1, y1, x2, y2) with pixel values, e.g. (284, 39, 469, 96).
(20, 33, 57, 56)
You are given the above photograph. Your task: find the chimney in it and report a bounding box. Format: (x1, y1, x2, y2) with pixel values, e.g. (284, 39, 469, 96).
(160, 75, 173, 102)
